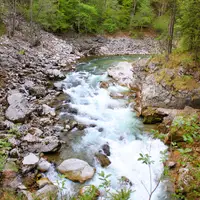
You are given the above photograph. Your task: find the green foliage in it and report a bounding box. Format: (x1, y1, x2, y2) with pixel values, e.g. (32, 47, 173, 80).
(153, 15, 169, 34)
(102, 18, 118, 34)
(0, 19, 6, 36)
(138, 153, 155, 165)
(110, 188, 132, 200)
(78, 185, 98, 200)
(8, 125, 21, 138)
(0, 153, 7, 171)
(98, 171, 112, 193)
(177, 0, 200, 59)
(18, 49, 25, 55)
(171, 114, 200, 144)
(130, 0, 154, 29)
(151, 129, 166, 141)
(0, 138, 11, 171)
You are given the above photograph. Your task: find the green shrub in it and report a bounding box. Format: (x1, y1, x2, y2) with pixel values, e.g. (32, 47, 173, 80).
(102, 18, 118, 33)
(153, 15, 169, 33)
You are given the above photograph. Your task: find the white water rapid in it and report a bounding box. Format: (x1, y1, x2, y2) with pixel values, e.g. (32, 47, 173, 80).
(46, 57, 168, 200)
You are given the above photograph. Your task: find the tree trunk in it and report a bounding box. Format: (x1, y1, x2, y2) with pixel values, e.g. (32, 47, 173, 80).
(129, 0, 137, 27)
(167, 0, 176, 57)
(11, 0, 16, 37)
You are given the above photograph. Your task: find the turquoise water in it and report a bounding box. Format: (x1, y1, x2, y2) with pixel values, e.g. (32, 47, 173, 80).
(46, 56, 169, 200)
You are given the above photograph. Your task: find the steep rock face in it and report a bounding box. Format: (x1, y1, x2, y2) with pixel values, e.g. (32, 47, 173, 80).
(107, 58, 200, 114)
(141, 69, 200, 109)
(57, 158, 95, 183)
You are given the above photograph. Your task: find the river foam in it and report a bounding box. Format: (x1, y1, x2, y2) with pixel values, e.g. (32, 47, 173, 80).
(46, 59, 168, 200)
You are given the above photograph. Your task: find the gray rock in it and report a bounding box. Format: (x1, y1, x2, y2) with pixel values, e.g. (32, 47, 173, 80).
(57, 158, 95, 183)
(26, 136, 61, 153)
(42, 104, 56, 116)
(53, 81, 64, 91)
(36, 177, 52, 189)
(108, 62, 135, 87)
(35, 184, 58, 200)
(10, 148, 20, 158)
(5, 91, 32, 122)
(46, 69, 65, 80)
(37, 158, 51, 172)
(167, 161, 176, 169)
(102, 143, 111, 156)
(22, 133, 40, 143)
(29, 86, 46, 98)
(28, 127, 43, 137)
(22, 153, 39, 165)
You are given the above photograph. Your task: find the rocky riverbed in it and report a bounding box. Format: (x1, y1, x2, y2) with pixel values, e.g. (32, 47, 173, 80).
(0, 21, 163, 199)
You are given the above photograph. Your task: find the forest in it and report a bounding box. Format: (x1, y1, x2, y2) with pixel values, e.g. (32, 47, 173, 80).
(0, 0, 200, 59)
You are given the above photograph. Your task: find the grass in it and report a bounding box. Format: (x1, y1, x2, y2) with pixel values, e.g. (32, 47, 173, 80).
(155, 69, 200, 91)
(0, 20, 6, 36)
(151, 52, 196, 69)
(0, 138, 12, 172)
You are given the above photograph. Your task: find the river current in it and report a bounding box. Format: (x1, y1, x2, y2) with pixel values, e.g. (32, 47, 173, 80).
(46, 56, 168, 200)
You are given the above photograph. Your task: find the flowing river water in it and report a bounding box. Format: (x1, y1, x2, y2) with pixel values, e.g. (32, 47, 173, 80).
(45, 56, 169, 200)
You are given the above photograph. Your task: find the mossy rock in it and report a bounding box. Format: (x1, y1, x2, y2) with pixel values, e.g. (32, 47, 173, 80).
(143, 115, 163, 124)
(3, 161, 19, 173)
(142, 107, 167, 124)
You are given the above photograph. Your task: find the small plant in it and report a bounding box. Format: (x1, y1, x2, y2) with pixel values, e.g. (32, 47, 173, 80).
(171, 114, 200, 144)
(18, 49, 25, 55)
(0, 138, 12, 171)
(98, 171, 111, 196)
(110, 188, 132, 200)
(138, 150, 168, 200)
(150, 129, 166, 141)
(0, 153, 7, 171)
(98, 171, 133, 200)
(78, 185, 99, 200)
(8, 125, 21, 138)
(56, 174, 67, 200)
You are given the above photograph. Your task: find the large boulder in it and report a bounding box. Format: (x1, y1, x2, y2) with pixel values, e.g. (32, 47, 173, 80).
(141, 73, 172, 108)
(22, 135, 61, 153)
(5, 91, 32, 122)
(108, 62, 135, 87)
(57, 158, 95, 183)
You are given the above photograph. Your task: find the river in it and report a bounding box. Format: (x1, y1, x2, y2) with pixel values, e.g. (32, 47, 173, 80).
(45, 55, 168, 200)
